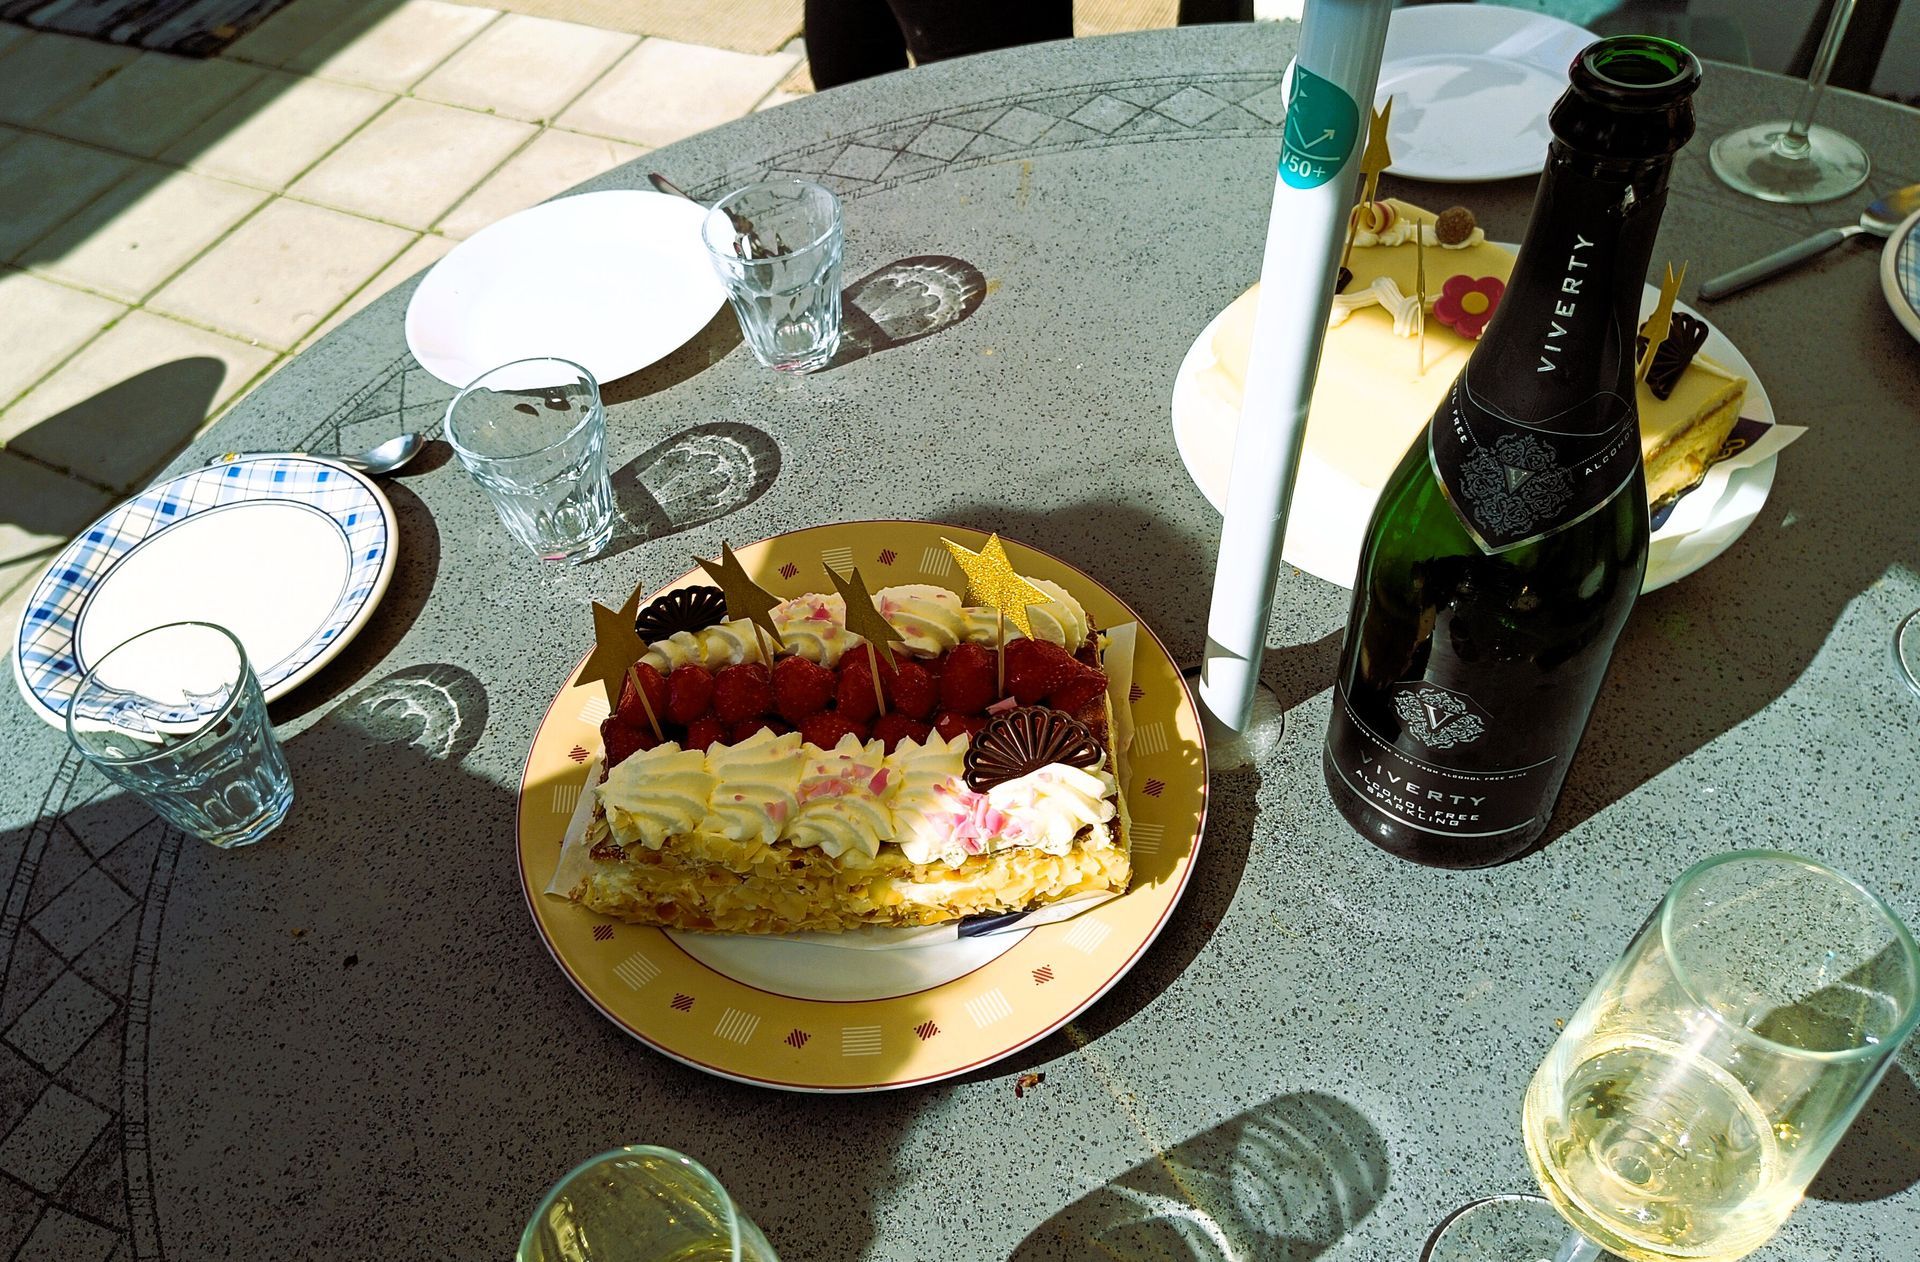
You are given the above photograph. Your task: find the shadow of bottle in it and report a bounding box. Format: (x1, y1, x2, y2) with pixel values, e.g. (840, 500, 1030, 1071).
(1010, 1091, 1389, 1261)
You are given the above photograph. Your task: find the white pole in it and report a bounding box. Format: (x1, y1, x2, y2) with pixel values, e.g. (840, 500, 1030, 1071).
(1198, 0, 1394, 732)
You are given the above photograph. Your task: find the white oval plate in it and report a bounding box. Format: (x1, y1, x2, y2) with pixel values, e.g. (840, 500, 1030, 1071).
(1285, 5, 1596, 182)
(405, 189, 727, 388)
(1170, 277, 1777, 595)
(12, 456, 396, 728)
(1882, 204, 1920, 343)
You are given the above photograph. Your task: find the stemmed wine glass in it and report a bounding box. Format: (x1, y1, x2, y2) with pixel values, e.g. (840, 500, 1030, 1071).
(1423, 851, 1920, 1262)
(1710, 0, 1870, 203)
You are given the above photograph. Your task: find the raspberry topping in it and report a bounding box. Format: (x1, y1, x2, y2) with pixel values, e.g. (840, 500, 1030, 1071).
(939, 642, 997, 715)
(772, 656, 835, 722)
(664, 663, 714, 725)
(873, 713, 933, 753)
(711, 662, 773, 724)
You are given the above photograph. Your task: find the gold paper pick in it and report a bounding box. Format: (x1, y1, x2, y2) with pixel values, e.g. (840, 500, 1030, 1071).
(942, 535, 1050, 640)
(624, 663, 663, 740)
(696, 542, 785, 663)
(1340, 97, 1395, 284)
(1415, 229, 1427, 377)
(578, 585, 649, 709)
(1636, 261, 1687, 383)
(1358, 96, 1394, 210)
(826, 564, 908, 673)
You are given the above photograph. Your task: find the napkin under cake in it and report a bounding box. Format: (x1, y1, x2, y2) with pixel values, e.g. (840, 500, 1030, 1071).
(566, 580, 1131, 934)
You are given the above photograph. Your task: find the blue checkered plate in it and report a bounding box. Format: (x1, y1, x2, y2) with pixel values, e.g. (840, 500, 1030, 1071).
(1882, 205, 1920, 344)
(12, 455, 396, 728)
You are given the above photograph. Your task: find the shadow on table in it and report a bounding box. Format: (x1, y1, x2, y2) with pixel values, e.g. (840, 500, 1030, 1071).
(602, 305, 744, 405)
(0, 356, 221, 496)
(1009, 1091, 1389, 1261)
(822, 255, 988, 371)
(1809, 1063, 1920, 1203)
(1, 660, 915, 1260)
(600, 420, 781, 561)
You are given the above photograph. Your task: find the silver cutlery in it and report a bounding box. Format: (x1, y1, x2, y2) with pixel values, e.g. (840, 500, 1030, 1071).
(205, 432, 426, 476)
(1699, 182, 1920, 301)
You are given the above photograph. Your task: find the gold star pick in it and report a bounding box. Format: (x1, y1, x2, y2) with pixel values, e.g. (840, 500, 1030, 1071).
(1358, 96, 1394, 209)
(1415, 229, 1428, 377)
(1637, 261, 1688, 384)
(827, 564, 907, 672)
(943, 534, 1050, 640)
(1341, 98, 1395, 283)
(578, 585, 648, 710)
(696, 541, 785, 663)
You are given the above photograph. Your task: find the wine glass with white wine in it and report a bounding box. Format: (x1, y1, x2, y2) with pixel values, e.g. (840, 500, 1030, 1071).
(1423, 850, 1920, 1262)
(1710, 0, 1870, 203)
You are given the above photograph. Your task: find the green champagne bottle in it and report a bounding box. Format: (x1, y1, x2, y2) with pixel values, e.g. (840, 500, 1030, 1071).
(1323, 37, 1702, 867)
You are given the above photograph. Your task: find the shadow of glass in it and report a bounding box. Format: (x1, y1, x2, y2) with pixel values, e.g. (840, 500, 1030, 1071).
(600, 420, 781, 560)
(601, 305, 745, 406)
(1809, 1063, 1920, 1203)
(821, 255, 988, 371)
(4, 356, 224, 496)
(1010, 1091, 1389, 1261)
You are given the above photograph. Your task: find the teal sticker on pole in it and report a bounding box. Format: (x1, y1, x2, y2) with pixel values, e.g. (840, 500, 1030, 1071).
(1279, 64, 1360, 188)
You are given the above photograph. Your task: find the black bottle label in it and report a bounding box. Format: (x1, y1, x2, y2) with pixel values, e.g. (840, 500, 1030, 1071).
(1326, 680, 1561, 842)
(1429, 368, 1639, 554)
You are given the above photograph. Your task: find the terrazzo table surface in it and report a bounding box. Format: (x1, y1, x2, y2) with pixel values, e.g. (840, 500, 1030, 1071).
(6, 21, 1920, 1261)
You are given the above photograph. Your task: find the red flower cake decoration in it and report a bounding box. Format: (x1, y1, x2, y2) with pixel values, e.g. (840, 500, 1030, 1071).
(1434, 274, 1504, 339)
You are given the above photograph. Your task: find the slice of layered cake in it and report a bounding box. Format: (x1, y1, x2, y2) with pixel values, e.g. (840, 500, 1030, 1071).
(562, 576, 1131, 934)
(1208, 198, 1749, 504)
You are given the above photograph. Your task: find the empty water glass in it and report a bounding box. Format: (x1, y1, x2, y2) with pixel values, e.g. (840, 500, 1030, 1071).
(66, 622, 294, 848)
(703, 180, 844, 372)
(446, 357, 615, 563)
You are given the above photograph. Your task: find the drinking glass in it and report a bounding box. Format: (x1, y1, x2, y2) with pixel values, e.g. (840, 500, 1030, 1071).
(702, 180, 844, 373)
(446, 357, 614, 563)
(65, 622, 294, 848)
(1709, 0, 1869, 203)
(518, 1145, 778, 1262)
(1423, 850, 1920, 1262)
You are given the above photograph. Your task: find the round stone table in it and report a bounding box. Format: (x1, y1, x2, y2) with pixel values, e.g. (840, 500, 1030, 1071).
(4, 20, 1919, 1262)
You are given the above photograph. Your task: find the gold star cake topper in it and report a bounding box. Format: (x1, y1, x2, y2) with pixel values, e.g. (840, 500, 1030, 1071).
(1340, 96, 1396, 285)
(577, 585, 659, 737)
(942, 534, 1050, 640)
(1636, 260, 1687, 384)
(696, 541, 785, 663)
(827, 564, 907, 672)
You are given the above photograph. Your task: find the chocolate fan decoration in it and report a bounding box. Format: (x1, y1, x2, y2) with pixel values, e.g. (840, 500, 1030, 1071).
(963, 706, 1103, 793)
(634, 585, 727, 642)
(1636, 310, 1709, 402)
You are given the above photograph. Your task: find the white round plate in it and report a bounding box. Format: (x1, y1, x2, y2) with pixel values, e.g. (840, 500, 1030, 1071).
(1284, 5, 1596, 182)
(1170, 272, 1777, 595)
(1882, 204, 1920, 343)
(12, 456, 397, 728)
(405, 189, 727, 388)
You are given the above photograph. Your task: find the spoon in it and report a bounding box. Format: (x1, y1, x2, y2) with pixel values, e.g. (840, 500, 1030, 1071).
(204, 432, 426, 476)
(648, 171, 782, 259)
(1699, 182, 1920, 301)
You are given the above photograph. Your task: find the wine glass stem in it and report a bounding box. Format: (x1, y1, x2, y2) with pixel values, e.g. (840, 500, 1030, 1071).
(1779, 0, 1858, 156)
(1552, 1230, 1604, 1262)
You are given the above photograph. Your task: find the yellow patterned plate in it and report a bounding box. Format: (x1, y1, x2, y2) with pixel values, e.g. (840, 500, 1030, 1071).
(516, 522, 1208, 1092)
